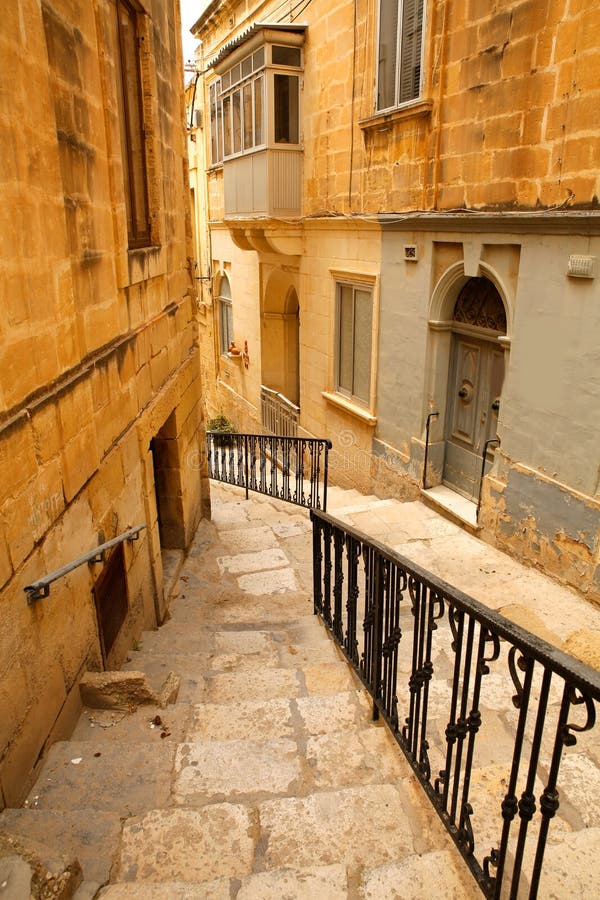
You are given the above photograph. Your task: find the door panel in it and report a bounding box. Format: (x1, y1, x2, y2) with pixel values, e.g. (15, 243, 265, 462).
(447, 339, 481, 448)
(443, 334, 505, 500)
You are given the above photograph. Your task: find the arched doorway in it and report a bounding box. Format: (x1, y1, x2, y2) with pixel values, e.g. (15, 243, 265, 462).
(442, 277, 507, 500)
(261, 271, 300, 406)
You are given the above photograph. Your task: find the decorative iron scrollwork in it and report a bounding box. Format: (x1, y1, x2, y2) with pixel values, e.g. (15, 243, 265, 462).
(561, 684, 596, 746)
(452, 277, 507, 333)
(508, 646, 530, 709)
(458, 802, 475, 855)
(479, 628, 501, 675)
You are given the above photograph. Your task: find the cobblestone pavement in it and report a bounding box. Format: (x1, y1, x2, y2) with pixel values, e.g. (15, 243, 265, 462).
(1, 481, 599, 898)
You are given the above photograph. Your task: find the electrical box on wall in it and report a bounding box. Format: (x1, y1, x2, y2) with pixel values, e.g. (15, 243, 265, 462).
(403, 244, 418, 262)
(567, 255, 595, 278)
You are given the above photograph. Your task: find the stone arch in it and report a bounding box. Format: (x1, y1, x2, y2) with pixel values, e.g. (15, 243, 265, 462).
(423, 262, 512, 495)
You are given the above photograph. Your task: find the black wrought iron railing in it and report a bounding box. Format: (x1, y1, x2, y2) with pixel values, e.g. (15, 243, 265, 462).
(207, 432, 332, 511)
(311, 508, 600, 899)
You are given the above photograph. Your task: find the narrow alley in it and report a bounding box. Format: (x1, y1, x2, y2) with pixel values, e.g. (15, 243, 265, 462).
(1, 482, 599, 898)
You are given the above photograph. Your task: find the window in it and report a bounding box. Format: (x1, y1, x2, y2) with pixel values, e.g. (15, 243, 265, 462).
(209, 80, 222, 165)
(274, 74, 299, 144)
(336, 283, 373, 405)
(114, 0, 151, 247)
(377, 0, 425, 111)
(217, 274, 233, 355)
(209, 32, 303, 164)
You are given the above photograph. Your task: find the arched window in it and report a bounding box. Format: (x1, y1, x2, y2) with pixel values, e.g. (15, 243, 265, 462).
(217, 273, 233, 356)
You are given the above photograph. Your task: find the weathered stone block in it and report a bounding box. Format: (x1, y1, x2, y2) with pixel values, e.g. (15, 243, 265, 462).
(0, 833, 82, 900)
(61, 425, 98, 502)
(79, 670, 180, 710)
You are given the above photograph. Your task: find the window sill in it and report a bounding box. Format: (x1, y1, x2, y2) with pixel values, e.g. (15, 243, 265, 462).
(322, 391, 377, 426)
(359, 98, 433, 134)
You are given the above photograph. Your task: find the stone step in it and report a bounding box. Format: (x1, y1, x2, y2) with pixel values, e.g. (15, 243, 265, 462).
(188, 690, 370, 743)
(24, 740, 176, 815)
(113, 784, 447, 885)
(0, 808, 120, 885)
(71, 703, 192, 744)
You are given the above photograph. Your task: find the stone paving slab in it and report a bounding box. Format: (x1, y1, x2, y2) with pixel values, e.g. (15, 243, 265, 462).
(217, 548, 290, 575)
(258, 784, 421, 870)
(213, 630, 274, 655)
(173, 738, 301, 804)
(237, 567, 299, 594)
(218, 525, 280, 553)
(359, 850, 480, 899)
(306, 727, 408, 790)
(98, 884, 230, 899)
(295, 691, 371, 735)
(237, 865, 348, 898)
(27, 741, 176, 815)
(303, 662, 361, 695)
(188, 699, 294, 742)
(205, 669, 301, 703)
(117, 806, 256, 883)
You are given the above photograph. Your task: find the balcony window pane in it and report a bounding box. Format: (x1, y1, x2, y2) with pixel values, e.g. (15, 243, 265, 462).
(222, 94, 231, 156)
(242, 55, 252, 77)
(232, 89, 242, 154)
(254, 75, 263, 145)
(209, 82, 218, 164)
(272, 45, 301, 66)
(253, 47, 265, 70)
(274, 74, 299, 144)
(243, 82, 253, 149)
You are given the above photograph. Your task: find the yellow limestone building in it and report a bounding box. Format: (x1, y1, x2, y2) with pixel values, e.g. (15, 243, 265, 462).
(0, 0, 209, 805)
(189, 0, 600, 605)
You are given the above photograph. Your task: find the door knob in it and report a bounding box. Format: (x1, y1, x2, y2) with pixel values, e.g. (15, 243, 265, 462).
(491, 399, 500, 412)
(458, 387, 467, 398)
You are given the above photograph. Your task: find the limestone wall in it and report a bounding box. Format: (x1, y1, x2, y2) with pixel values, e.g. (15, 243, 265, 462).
(190, 0, 600, 604)
(0, 0, 208, 806)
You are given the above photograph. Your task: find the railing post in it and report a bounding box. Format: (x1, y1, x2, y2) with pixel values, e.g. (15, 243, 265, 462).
(371, 552, 383, 722)
(244, 434, 249, 500)
(323, 440, 331, 512)
(311, 511, 322, 616)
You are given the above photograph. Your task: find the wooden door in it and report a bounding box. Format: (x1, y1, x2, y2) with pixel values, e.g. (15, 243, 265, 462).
(443, 335, 504, 500)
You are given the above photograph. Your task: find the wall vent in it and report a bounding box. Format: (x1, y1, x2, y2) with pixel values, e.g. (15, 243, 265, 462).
(567, 255, 595, 278)
(403, 244, 418, 262)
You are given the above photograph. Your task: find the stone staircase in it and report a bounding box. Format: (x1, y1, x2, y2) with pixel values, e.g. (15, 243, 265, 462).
(0, 482, 480, 899)
(2, 480, 600, 898)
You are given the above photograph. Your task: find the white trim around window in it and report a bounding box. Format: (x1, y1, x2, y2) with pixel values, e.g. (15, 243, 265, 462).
(330, 270, 379, 416)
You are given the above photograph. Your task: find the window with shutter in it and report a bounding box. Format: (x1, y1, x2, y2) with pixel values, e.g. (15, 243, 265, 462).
(376, 0, 425, 111)
(114, 0, 151, 247)
(335, 282, 374, 406)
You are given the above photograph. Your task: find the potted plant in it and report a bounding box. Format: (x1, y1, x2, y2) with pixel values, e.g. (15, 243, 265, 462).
(207, 414, 237, 447)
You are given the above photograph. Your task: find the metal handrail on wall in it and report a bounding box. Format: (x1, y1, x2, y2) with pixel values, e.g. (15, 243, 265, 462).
(311, 507, 600, 899)
(24, 525, 146, 604)
(207, 431, 332, 512)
